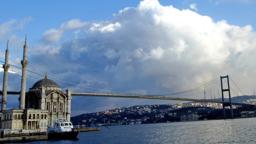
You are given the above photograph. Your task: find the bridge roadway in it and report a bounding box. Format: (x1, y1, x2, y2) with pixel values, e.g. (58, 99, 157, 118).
(72, 92, 253, 106)
(0, 91, 254, 107)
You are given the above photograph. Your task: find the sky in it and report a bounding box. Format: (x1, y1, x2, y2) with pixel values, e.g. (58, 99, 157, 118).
(1, 0, 256, 115)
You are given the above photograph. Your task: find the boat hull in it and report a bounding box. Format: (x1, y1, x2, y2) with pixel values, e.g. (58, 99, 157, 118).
(48, 131, 79, 140)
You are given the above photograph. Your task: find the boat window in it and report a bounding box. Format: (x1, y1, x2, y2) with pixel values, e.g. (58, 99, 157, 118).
(65, 123, 68, 126)
(69, 123, 72, 126)
(61, 123, 64, 126)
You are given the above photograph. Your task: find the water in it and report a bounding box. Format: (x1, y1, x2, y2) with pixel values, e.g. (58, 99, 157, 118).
(32, 118, 256, 144)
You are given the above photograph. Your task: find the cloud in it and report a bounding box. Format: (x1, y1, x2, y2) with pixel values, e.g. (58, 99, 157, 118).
(42, 19, 86, 43)
(189, 3, 198, 11)
(0, 20, 17, 39)
(0, 17, 32, 39)
(3, 0, 256, 114)
(0, 18, 32, 76)
(60, 19, 86, 30)
(90, 22, 121, 33)
(0, 68, 17, 74)
(42, 28, 63, 43)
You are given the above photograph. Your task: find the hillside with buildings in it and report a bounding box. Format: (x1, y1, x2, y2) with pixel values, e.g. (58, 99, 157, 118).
(72, 95, 256, 127)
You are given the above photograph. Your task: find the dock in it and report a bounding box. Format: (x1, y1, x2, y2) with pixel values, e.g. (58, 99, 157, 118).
(74, 127, 100, 132)
(0, 127, 100, 143)
(0, 135, 48, 143)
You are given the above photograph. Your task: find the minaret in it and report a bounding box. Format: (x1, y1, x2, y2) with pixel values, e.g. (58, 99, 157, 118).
(1, 41, 10, 111)
(19, 37, 28, 109)
(66, 89, 72, 121)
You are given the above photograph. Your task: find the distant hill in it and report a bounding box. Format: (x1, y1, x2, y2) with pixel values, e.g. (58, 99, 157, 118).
(231, 95, 256, 103)
(71, 95, 256, 126)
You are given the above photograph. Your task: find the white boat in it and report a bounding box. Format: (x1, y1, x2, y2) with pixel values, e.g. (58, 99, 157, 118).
(47, 119, 79, 140)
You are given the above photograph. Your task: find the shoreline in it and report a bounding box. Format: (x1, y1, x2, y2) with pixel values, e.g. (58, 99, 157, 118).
(0, 127, 99, 143)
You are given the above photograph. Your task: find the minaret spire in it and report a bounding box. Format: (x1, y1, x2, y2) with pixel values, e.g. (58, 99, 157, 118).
(19, 37, 28, 109)
(1, 40, 10, 111)
(44, 72, 48, 79)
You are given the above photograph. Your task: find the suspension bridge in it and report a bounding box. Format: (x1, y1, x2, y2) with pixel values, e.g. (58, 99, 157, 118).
(0, 62, 254, 108)
(0, 60, 251, 106)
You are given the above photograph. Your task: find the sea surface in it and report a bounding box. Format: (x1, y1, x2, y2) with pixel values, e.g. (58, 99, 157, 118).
(32, 118, 256, 144)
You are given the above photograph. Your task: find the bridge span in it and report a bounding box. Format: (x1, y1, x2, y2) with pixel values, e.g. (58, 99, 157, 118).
(71, 92, 253, 106)
(1, 91, 254, 107)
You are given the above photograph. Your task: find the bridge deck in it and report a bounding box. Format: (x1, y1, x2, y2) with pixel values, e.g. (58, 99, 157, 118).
(0, 91, 253, 106)
(71, 92, 253, 106)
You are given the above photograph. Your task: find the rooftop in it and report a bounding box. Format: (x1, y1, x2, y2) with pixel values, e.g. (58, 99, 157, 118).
(31, 75, 59, 89)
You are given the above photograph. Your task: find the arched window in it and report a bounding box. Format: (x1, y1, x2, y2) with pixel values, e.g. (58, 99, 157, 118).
(53, 102, 57, 112)
(60, 103, 63, 112)
(47, 102, 50, 111)
(14, 114, 17, 120)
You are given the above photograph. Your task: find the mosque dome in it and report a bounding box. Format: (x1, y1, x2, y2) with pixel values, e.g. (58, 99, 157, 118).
(32, 75, 59, 89)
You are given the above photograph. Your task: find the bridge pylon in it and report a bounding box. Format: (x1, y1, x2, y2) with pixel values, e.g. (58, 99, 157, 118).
(220, 75, 233, 118)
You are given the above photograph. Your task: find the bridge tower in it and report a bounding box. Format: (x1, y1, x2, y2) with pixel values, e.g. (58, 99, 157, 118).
(220, 75, 233, 118)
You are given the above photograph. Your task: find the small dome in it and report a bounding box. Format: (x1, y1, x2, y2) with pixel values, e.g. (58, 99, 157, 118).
(32, 75, 59, 89)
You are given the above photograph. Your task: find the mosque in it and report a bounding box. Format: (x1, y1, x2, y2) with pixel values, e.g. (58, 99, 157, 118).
(0, 39, 72, 133)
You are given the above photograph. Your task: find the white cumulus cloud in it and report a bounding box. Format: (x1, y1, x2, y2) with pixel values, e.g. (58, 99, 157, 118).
(4, 0, 256, 113)
(37, 0, 256, 96)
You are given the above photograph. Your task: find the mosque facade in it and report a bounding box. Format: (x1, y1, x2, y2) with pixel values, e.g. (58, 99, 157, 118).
(0, 39, 71, 133)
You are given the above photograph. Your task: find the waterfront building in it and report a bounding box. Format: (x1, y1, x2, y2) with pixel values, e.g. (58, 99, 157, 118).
(0, 38, 71, 134)
(26, 76, 71, 126)
(1, 109, 48, 131)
